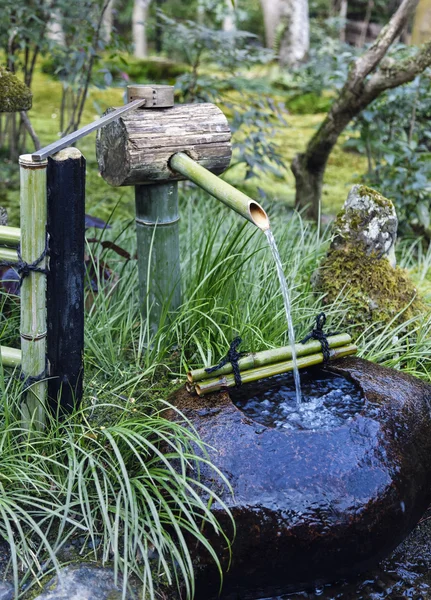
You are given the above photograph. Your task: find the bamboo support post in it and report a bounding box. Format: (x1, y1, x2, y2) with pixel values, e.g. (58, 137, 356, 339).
(19, 154, 48, 429)
(0, 247, 18, 263)
(188, 334, 353, 383)
(135, 182, 181, 335)
(170, 152, 270, 230)
(194, 345, 358, 396)
(1, 346, 21, 368)
(47, 148, 85, 416)
(0, 226, 20, 246)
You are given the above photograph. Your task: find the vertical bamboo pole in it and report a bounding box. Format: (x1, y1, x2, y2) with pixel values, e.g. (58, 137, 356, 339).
(135, 182, 182, 336)
(19, 154, 48, 429)
(47, 148, 85, 416)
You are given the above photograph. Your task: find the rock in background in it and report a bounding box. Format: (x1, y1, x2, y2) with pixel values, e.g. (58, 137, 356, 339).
(313, 185, 422, 328)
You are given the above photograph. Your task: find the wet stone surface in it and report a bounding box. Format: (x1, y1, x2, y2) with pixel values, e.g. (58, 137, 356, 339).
(230, 370, 366, 431)
(263, 506, 431, 599)
(168, 357, 431, 600)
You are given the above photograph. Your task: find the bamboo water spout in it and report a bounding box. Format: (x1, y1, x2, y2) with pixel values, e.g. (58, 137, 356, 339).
(169, 152, 270, 231)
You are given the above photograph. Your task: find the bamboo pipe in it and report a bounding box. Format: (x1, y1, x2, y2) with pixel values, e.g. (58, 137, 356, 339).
(169, 152, 270, 231)
(1, 346, 21, 367)
(188, 334, 352, 383)
(19, 154, 48, 430)
(194, 344, 358, 396)
(0, 226, 20, 247)
(0, 247, 18, 263)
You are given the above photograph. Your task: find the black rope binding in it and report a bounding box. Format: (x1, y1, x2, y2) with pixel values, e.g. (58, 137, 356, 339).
(300, 312, 338, 365)
(205, 336, 244, 387)
(20, 358, 48, 393)
(0, 233, 49, 289)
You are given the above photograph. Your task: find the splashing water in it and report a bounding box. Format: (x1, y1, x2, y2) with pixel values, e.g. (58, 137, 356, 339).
(265, 229, 302, 405)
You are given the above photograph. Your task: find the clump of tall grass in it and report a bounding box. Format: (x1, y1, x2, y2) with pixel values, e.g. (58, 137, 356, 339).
(0, 370, 233, 599)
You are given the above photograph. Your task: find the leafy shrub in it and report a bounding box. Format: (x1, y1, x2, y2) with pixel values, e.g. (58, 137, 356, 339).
(346, 73, 431, 240)
(159, 13, 287, 181)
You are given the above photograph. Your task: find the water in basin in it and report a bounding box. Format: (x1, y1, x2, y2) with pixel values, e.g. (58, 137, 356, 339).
(230, 368, 365, 432)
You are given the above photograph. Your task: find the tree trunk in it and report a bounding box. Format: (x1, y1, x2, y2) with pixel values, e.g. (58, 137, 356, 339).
(260, 0, 281, 49)
(339, 0, 348, 42)
(292, 92, 365, 219)
(46, 9, 65, 45)
(292, 0, 428, 220)
(102, 0, 115, 42)
(133, 0, 151, 58)
(223, 4, 236, 31)
(278, 0, 310, 67)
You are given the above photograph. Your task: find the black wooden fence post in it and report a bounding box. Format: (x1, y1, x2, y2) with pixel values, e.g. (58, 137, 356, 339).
(47, 147, 85, 416)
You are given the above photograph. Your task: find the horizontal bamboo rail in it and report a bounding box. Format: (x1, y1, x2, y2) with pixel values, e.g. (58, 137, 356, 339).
(0, 226, 20, 246)
(194, 344, 358, 396)
(188, 334, 352, 383)
(170, 152, 270, 231)
(0, 247, 18, 264)
(1, 346, 22, 367)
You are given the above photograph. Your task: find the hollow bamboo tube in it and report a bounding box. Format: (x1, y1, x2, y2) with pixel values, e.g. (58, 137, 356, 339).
(0, 226, 20, 246)
(0, 247, 18, 263)
(188, 334, 352, 383)
(19, 154, 48, 430)
(169, 152, 270, 231)
(1, 346, 21, 367)
(194, 344, 358, 396)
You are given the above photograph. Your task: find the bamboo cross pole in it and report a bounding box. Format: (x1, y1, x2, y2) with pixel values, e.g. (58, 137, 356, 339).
(188, 334, 352, 383)
(0, 247, 18, 263)
(1, 346, 21, 368)
(194, 344, 358, 396)
(0, 226, 20, 246)
(19, 154, 48, 430)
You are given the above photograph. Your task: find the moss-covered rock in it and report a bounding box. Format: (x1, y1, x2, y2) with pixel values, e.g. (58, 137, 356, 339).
(314, 185, 422, 328)
(0, 67, 32, 113)
(331, 184, 398, 266)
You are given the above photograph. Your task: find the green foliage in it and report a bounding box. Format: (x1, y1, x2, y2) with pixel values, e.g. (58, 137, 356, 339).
(159, 13, 287, 181)
(346, 73, 431, 240)
(285, 92, 332, 115)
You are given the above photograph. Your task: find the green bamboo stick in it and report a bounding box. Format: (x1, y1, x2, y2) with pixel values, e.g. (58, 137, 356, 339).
(170, 152, 270, 231)
(1, 346, 22, 367)
(0, 226, 20, 247)
(0, 247, 18, 263)
(194, 344, 358, 396)
(19, 154, 48, 430)
(188, 334, 352, 383)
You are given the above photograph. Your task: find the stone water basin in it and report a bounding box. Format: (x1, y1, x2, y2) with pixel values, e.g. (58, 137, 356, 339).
(168, 357, 431, 599)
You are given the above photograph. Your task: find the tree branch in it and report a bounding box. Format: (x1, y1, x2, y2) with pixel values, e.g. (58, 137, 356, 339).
(351, 0, 419, 83)
(19, 111, 41, 150)
(363, 41, 431, 99)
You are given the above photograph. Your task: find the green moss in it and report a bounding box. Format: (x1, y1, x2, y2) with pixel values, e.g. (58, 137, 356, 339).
(356, 185, 392, 209)
(315, 244, 423, 329)
(285, 92, 332, 115)
(0, 67, 32, 112)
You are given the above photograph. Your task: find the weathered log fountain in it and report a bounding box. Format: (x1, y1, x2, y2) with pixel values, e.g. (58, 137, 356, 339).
(97, 85, 431, 599)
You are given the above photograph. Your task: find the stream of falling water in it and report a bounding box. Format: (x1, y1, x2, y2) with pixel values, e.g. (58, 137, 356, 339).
(264, 229, 302, 406)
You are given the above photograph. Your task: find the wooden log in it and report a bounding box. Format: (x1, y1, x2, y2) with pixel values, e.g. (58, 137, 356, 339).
(47, 148, 85, 416)
(96, 102, 232, 186)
